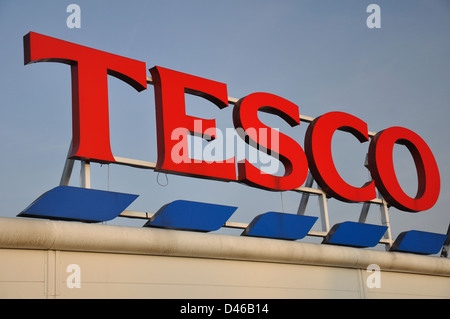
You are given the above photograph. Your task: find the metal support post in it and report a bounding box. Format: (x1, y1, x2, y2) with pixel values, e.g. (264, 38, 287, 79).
(380, 200, 393, 249)
(297, 173, 314, 215)
(358, 202, 371, 223)
(80, 160, 91, 188)
(60, 140, 75, 186)
(318, 193, 330, 232)
(441, 223, 450, 258)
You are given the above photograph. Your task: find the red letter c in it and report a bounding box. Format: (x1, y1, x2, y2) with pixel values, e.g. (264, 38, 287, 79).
(304, 111, 376, 202)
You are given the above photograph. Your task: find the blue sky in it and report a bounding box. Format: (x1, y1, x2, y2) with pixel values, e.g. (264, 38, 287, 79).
(0, 0, 449, 249)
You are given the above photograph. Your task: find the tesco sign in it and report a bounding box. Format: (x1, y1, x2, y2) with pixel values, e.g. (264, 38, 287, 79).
(23, 31, 440, 214)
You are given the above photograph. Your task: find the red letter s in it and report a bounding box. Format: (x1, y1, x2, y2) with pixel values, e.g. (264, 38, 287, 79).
(232, 92, 308, 191)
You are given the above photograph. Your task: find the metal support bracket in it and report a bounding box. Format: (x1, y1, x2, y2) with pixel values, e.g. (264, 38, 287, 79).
(441, 223, 450, 258)
(59, 140, 75, 186)
(59, 140, 91, 189)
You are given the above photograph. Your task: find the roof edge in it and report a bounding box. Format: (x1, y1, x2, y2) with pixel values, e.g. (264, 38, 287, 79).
(0, 217, 449, 277)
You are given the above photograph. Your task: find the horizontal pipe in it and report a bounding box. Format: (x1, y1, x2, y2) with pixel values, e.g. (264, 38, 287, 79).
(0, 217, 448, 277)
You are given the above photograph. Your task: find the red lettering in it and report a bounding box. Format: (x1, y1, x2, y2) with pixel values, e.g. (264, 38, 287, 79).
(23, 32, 147, 163)
(232, 92, 308, 190)
(23, 32, 441, 212)
(304, 112, 376, 202)
(368, 127, 440, 212)
(150, 66, 236, 180)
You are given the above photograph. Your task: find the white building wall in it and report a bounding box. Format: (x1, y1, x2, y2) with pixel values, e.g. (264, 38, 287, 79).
(0, 217, 449, 299)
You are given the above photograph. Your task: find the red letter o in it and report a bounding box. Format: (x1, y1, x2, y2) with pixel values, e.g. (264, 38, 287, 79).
(368, 127, 440, 212)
